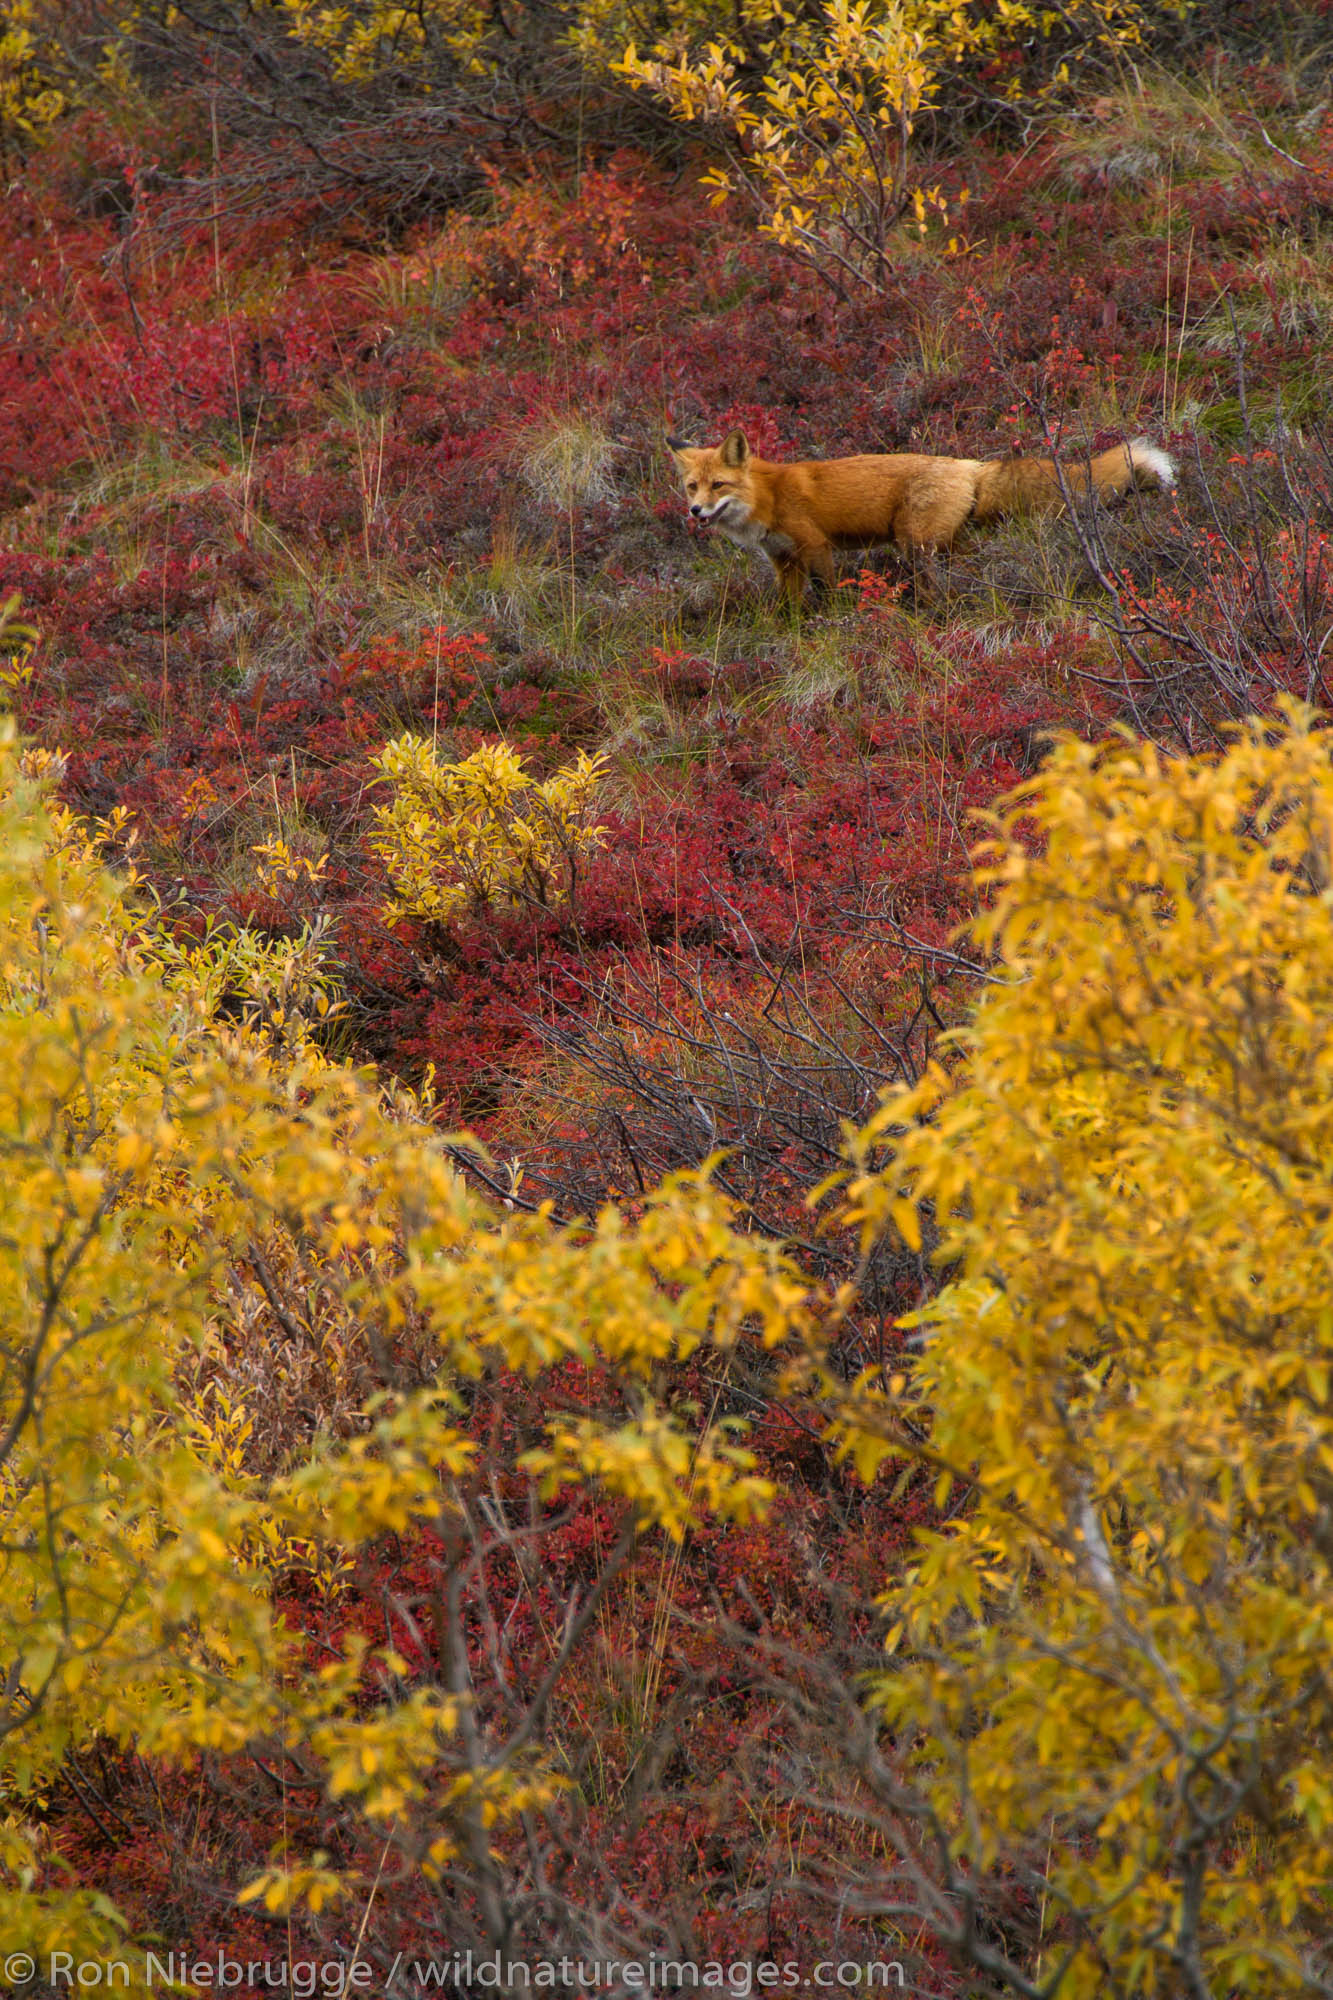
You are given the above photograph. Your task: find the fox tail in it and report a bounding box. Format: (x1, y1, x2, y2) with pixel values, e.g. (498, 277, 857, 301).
(972, 437, 1176, 522)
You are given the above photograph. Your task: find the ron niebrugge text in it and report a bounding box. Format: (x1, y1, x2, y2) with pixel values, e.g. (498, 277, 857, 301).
(30, 1950, 908, 1993)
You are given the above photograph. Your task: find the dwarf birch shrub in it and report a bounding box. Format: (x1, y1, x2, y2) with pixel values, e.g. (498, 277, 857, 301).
(370, 734, 607, 924)
(0, 712, 805, 1960)
(824, 702, 1333, 1996)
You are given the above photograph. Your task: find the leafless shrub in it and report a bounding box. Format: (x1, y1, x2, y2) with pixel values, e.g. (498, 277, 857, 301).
(1059, 408, 1333, 752)
(53, 0, 677, 243)
(953, 305, 1333, 753)
(491, 918, 975, 1327)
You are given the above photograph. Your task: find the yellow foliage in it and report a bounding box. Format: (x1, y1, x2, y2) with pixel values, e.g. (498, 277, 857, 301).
(26, 597, 1333, 1980)
(0, 1, 66, 148)
(828, 701, 1333, 1993)
(0, 693, 807, 1950)
(275, 0, 490, 78)
(237, 1858, 347, 1915)
(613, 0, 1153, 293)
(251, 833, 331, 896)
(369, 733, 607, 924)
(5, 0, 1173, 302)
(0, 591, 36, 702)
(526, 1406, 773, 1540)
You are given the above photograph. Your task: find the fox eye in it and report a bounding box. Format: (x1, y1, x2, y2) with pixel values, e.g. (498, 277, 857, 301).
(686, 481, 697, 493)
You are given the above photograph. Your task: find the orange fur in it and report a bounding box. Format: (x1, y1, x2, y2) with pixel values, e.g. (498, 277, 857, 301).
(668, 428, 1176, 602)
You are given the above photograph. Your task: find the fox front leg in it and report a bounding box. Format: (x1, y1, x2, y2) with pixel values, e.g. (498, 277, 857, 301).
(769, 522, 833, 606)
(771, 551, 811, 605)
(802, 539, 836, 595)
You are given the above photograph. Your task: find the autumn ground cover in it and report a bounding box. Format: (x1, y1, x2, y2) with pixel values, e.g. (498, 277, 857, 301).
(3, 0, 1333, 1988)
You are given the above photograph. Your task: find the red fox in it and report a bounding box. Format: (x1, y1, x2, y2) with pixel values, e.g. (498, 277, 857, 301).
(667, 428, 1176, 602)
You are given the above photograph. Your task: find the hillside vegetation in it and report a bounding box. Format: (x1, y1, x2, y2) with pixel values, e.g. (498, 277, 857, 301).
(3, 0, 1333, 1992)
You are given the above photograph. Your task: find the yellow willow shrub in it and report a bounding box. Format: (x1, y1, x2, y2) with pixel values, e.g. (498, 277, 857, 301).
(0, 1, 67, 153)
(0, 717, 806, 1961)
(16, 2, 1174, 297)
(369, 733, 607, 924)
(272, 0, 482, 79)
(612, 0, 1156, 295)
(825, 702, 1333, 1996)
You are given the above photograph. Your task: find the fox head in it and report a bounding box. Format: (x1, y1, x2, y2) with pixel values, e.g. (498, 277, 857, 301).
(667, 429, 754, 528)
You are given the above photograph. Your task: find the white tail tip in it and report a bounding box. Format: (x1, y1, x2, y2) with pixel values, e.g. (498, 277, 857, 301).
(1128, 438, 1177, 490)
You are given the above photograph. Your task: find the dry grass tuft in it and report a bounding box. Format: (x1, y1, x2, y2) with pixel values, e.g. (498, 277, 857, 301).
(1195, 231, 1333, 350)
(1050, 67, 1310, 195)
(519, 412, 621, 512)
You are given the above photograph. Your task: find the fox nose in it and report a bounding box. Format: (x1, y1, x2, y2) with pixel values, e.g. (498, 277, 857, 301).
(690, 504, 704, 517)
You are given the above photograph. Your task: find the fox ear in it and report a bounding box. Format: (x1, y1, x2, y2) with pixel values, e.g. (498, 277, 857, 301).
(720, 429, 750, 468)
(666, 433, 695, 454)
